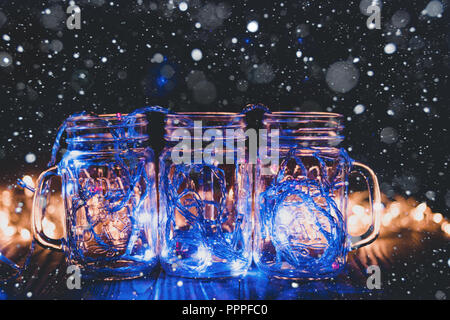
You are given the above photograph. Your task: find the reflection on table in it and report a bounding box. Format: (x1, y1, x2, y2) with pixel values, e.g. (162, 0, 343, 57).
(0, 181, 449, 300)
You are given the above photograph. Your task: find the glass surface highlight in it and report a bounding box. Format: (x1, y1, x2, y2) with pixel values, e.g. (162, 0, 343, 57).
(32, 112, 159, 280)
(254, 112, 381, 279)
(159, 113, 253, 278)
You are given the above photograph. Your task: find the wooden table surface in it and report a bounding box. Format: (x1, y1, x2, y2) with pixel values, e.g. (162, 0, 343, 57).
(0, 228, 448, 300)
(0, 190, 449, 300)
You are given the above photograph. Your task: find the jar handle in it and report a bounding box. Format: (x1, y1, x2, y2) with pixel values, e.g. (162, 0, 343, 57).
(349, 162, 381, 250)
(31, 166, 64, 251)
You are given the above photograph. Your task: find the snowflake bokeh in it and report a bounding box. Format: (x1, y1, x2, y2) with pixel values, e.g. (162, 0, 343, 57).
(0, 0, 448, 216)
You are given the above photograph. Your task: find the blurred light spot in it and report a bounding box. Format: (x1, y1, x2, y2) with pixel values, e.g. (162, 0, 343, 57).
(5, 225, 16, 237)
(433, 213, 443, 224)
(179, 2, 188, 11)
(20, 228, 31, 241)
(191, 48, 203, 61)
(442, 222, 450, 235)
(0, 210, 9, 229)
(247, 20, 259, 33)
(151, 53, 164, 63)
(25, 153, 36, 163)
(0, 52, 12, 67)
(384, 43, 397, 54)
(413, 202, 426, 221)
(42, 217, 56, 238)
(354, 104, 365, 114)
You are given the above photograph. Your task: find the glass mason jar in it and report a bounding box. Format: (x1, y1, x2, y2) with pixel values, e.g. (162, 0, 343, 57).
(31, 113, 158, 280)
(254, 112, 381, 279)
(159, 112, 253, 278)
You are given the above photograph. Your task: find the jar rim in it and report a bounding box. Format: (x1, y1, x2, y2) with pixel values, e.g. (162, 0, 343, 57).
(66, 113, 148, 132)
(166, 112, 244, 118)
(265, 111, 343, 119)
(164, 112, 245, 142)
(264, 111, 344, 128)
(67, 113, 146, 121)
(263, 111, 344, 146)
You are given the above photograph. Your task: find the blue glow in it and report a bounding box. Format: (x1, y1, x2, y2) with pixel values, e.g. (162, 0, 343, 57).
(297, 37, 304, 44)
(157, 75, 168, 87)
(255, 148, 352, 279)
(0, 253, 20, 271)
(159, 142, 252, 278)
(0, 239, 35, 282)
(31, 108, 166, 279)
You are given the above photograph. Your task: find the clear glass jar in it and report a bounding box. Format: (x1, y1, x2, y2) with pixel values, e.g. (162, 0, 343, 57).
(159, 112, 253, 278)
(31, 113, 158, 280)
(254, 112, 381, 279)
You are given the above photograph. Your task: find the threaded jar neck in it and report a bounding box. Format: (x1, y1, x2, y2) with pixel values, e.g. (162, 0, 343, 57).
(263, 112, 344, 148)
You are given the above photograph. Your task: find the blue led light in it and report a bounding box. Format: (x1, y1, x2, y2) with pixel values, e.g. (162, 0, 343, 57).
(255, 145, 354, 279)
(20, 107, 166, 280)
(157, 75, 168, 87)
(159, 161, 252, 278)
(159, 113, 252, 278)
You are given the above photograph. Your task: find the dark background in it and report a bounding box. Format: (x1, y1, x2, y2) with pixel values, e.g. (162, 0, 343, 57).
(0, 0, 449, 215)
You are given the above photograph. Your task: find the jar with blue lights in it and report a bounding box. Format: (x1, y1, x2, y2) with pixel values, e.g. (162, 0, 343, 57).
(31, 113, 158, 280)
(159, 112, 253, 278)
(253, 112, 381, 279)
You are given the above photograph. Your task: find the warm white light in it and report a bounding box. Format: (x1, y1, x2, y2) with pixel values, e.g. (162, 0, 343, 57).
(374, 202, 385, 211)
(413, 211, 424, 221)
(442, 222, 450, 235)
(196, 246, 210, 260)
(194, 245, 213, 269)
(22, 175, 33, 186)
(433, 213, 443, 224)
(138, 213, 152, 224)
(413, 202, 427, 221)
(389, 202, 401, 218)
(352, 205, 365, 216)
(2, 190, 11, 207)
(47, 204, 56, 214)
(4, 225, 16, 237)
(0, 210, 9, 230)
(22, 175, 35, 197)
(382, 213, 392, 227)
(362, 214, 371, 226)
(277, 207, 293, 225)
(42, 217, 56, 238)
(20, 228, 31, 241)
(143, 249, 155, 261)
(348, 215, 359, 233)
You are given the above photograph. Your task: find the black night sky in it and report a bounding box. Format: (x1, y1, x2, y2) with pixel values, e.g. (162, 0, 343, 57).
(0, 0, 449, 215)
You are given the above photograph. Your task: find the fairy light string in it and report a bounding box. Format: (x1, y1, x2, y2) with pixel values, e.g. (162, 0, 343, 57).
(9, 106, 167, 279)
(160, 162, 249, 273)
(259, 147, 351, 274)
(159, 111, 251, 275)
